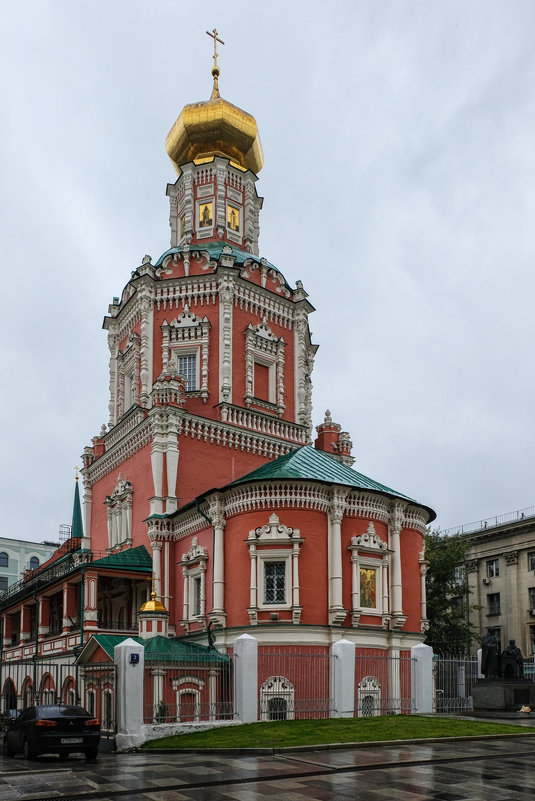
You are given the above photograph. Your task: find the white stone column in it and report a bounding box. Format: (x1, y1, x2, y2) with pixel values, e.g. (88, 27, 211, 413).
(389, 502, 406, 627)
(411, 643, 434, 714)
(151, 541, 162, 600)
(209, 668, 217, 721)
(165, 434, 179, 514)
(139, 292, 153, 407)
(328, 488, 347, 625)
(114, 638, 145, 750)
(331, 638, 355, 717)
(209, 496, 226, 626)
(233, 634, 258, 723)
(419, 550, 429, 629)
(151, 668, 166, 722)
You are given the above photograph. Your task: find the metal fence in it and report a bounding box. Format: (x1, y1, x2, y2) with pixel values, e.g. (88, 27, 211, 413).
(258, 647, 335, 720)
(143, 655, 233, 724)
(433, 656, 479, 712)
(354, 651, 415, 716)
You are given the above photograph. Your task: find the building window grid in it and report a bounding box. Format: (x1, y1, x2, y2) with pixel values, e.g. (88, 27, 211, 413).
(264, 561, 286, 604)
(529, 587, 535, 614)
(0, 553, 8, 568)
(193, 576, 202, 617)
(529, 553, 535, 572)
(177, 354, 197, 391)
(488, 592, 501, 616)
(487, 559, 500, 578)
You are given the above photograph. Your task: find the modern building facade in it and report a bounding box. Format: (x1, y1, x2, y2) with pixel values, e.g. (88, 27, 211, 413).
(0, 538, 58, 595)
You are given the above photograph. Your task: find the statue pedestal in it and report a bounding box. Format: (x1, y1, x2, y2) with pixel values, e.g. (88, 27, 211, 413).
(472, 679, 535, 713)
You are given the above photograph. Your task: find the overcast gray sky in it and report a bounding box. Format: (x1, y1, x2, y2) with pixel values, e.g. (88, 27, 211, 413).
(1, 0, 534, 542)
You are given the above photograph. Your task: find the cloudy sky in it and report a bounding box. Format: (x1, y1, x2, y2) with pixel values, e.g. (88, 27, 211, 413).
(1, 0, 534, 543)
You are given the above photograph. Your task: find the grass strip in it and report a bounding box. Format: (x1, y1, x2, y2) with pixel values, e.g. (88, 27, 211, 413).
(142, 715, 534, 749)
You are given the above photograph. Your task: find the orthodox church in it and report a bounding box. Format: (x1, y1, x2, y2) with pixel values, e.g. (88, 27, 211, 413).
(0, 40, 435, 689)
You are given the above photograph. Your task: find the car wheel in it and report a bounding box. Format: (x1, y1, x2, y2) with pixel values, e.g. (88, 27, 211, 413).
(3, 737, 14, 757)
(85, 748, 98, 760)
(23, 738, 36, 760)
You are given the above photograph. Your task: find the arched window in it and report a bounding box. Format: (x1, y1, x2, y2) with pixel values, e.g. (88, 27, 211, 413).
(0, 553, 8, 567)
(29, 556, 39, 570)
(357, 676, 381, 717)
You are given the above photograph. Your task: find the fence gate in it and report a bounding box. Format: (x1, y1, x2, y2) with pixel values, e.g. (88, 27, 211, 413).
(433, 656, 478, 712)
(78, 662, 117, 750)
(354, 652, 415, 716)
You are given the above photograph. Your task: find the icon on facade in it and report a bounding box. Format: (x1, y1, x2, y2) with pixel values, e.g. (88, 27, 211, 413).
(227, 205, 240, 231)
(199, 202, 213, 228)
(360, 568, 377, 608)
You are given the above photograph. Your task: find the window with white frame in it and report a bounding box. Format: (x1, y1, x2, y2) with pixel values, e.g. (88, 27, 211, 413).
(487, 558, 500, 578)
(264, 560, 286, 605)
(180, 537, 208, 632)
(348, 522, 390, 627)
(247, 513, 303, 625)
(161, 307, 210, 402)
(244, 320, 286, 415)
(176, 352, 198, 391)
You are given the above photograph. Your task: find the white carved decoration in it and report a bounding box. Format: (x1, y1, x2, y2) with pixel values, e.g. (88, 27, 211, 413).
(244, 319, 286, 416)
(104, 474, 133, 553)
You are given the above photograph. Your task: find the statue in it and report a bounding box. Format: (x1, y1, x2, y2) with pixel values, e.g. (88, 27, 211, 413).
(502, 639, 524, 679)
(481, 627, 500, 679)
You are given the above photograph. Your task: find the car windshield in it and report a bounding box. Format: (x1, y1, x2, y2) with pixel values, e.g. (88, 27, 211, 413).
(36, 706, 90, 718)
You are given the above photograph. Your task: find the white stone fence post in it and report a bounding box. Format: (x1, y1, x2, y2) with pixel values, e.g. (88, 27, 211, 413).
(411, 643, 434, 714)
(114, 638, 145, 750)
(331, 638, 355, 717)
(233, 633, 258, 723)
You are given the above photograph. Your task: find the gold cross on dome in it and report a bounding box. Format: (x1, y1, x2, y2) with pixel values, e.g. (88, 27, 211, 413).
(206, 28, 224, 71)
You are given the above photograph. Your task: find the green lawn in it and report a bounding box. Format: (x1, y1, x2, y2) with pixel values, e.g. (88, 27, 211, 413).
(142, 715, 534, 750)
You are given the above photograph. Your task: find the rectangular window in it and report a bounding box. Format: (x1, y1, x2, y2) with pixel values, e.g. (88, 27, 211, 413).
(264, 561, 286, 604)
(192, 576, 202, 617)
(0, 576, 7, 592)
(177, 354, 197, 391)
(529, 588, 535, 614)
(529, 553, 535, 572)
(254, 361, 270, 401)
(487, 559, 499, 578)
(488, 593, 501, 616)
(360, 567, 377, 608)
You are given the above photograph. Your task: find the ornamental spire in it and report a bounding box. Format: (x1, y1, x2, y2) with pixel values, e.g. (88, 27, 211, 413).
(71, 467, 84, 539)
(206, 28, 224, 99)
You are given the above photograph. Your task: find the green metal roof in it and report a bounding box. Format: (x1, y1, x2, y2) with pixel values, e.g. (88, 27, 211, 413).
(155, 242, 283, 280)
(91, 545, 152, 572)
(143, 635, 230, 663)
(86, 634, 228, 663)
(231, 445, 434, 516)
(88, 634, 141, 659)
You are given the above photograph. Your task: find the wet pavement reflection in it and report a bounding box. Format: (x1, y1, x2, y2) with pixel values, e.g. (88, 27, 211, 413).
(0, 736, 534, 800)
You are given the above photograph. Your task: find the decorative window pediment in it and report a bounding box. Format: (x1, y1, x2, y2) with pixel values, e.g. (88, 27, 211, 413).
(181, 536, 209, 565)
(248, 513, 301, 543)
(350, 522, 388, 553)
(105, 474, 133, 552)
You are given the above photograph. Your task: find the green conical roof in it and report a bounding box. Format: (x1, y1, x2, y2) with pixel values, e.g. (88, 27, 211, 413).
(230, 445, 435, 518)
(71, 478, 84, 539)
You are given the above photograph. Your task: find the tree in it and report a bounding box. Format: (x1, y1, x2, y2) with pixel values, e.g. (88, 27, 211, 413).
(424, 529, 478, 656)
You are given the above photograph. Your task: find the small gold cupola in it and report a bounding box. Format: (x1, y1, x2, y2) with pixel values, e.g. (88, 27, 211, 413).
(138, 589, 170, 639)
(165, 29, 264, 175)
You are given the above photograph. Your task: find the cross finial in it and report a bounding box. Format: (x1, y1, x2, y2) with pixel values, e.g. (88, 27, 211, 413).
(206, 28, 224, 98)
(74, 466, 79, 481)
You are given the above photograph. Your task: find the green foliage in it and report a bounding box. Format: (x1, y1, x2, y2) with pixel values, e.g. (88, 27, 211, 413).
(141, 716, 532, 750)
(424, 529, 478, 656)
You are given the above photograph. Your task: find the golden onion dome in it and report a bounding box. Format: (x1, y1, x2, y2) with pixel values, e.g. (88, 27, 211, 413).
(139, 591, 168, 615)
(165, 64, 263, 175)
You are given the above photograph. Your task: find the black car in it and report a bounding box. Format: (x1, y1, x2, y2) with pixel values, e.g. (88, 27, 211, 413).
(3, 705, 100, 759)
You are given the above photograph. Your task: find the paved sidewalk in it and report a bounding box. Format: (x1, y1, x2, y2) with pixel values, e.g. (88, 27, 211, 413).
(0, 735, 534, 800)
